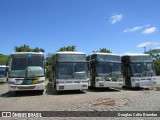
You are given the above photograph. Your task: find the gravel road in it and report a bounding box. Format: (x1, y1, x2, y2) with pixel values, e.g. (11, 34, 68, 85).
(0, 76, 160, 120)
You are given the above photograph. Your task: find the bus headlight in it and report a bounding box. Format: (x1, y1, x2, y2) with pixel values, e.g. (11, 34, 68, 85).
(118, 77, 123, 81)
(9, 81, 15, 84)
(133, 79, 139, 82)
(38, 80, 45, 84)
(153, 78, 157, 81)
(96, 79, 104, 81)
(82, 81, 88, 83)
(33, 77, 40, 84)
(57, 81, 64, 84)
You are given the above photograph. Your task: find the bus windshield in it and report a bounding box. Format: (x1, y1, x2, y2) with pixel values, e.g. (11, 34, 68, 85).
(96, 63, 122, 77)
(0, 67, 6, 77)
(9, 55, 44, 77)
(96, 55, 121, 62)
(56, 62, 87, 79)
(130, 63, 156, 77)
(56, 54, 86, 61)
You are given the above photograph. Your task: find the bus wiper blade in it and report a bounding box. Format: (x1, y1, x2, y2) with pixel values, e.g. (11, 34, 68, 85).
(74, 71, 85, 79)
(26, 66, 36, 78)
(145, 68, 152, 77)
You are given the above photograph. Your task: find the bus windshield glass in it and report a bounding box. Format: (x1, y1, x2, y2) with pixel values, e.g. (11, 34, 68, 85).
(129, 56, 152, 62)
(96, 55, 121, 62)
(131, 63, 156, 77)
(9, 54, 44, 77)
(96, 63, 122, 77)
(56, 54, 86, 61)
(0, 67, 6, 77)
(56, 62, 87, 79)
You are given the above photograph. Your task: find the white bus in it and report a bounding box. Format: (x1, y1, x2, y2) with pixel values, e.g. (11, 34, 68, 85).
(53, 52, 89, 91)
(0, 65, 8, 82)
(8, 52, 45, 94)
(121, 54, 157, 88)
(87, 53, 123, 88)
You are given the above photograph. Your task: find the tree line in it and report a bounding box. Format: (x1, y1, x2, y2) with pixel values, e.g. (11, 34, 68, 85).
(0, 44, 160, 76)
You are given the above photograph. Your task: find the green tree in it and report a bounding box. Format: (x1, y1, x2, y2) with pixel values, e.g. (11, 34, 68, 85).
(46, 45, 77, 79)
(93, 48, 112, 53)
(57, 45, 76, 52)
(15, 44, 45, 52)
(46, 53, 55, 78)
(146, 49, 160, 75)
(0, 54, 10, 65)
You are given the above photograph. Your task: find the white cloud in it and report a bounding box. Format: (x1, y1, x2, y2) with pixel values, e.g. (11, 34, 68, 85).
(142, 27, 157, 34)
(124, 24, 150, 33)
(124, 26, 143, 32)
(137, 42, 160, 48)
(110, 14, 123, 24)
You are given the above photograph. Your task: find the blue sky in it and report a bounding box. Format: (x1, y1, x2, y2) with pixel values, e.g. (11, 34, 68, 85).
(0, 0, 160, 56)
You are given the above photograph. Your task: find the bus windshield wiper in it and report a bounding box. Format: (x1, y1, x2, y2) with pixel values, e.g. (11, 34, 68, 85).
(145, 65, 152, 77)
(26, 66, 36, 78)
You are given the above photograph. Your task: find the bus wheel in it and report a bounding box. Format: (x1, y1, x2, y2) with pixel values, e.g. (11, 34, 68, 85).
(122, 86, 126, 89)
(53, 89, 59, 95)
(38, 90, 44, 95)
(15, 91, 20, 95)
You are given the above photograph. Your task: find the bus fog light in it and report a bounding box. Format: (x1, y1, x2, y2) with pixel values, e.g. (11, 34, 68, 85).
(135, 83, 139, 87)
(59, 86, 64, 89)
(11, 86, 16, 89)
(82, 84, 87, 87)
(99, 83, 104, 86)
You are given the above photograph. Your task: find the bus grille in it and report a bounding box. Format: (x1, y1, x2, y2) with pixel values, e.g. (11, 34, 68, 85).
(17, 86, 36, 89)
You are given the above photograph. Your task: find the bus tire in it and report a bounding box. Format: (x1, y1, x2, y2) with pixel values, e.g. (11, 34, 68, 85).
(38, 90, 44, 95)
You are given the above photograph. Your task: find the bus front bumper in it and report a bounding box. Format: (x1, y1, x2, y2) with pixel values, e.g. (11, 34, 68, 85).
(0, 77, 7, 82)
(95, 81, 123, 88)
(131, 77, 157, 88)
(56, 83, 88, 91)
(8, 83, 45, 91)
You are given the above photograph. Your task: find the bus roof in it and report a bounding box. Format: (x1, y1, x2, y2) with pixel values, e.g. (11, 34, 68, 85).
(92, 52, 120, 56)
(121, 54, 150, 57)
(0, 65, 7, 67)
(11, 52, 44, 55)
(56, 51, 85, 55)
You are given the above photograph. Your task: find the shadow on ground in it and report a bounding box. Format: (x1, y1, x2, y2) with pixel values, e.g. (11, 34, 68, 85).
(0, 90, 44, 97)
(86, 87, 121, 92)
